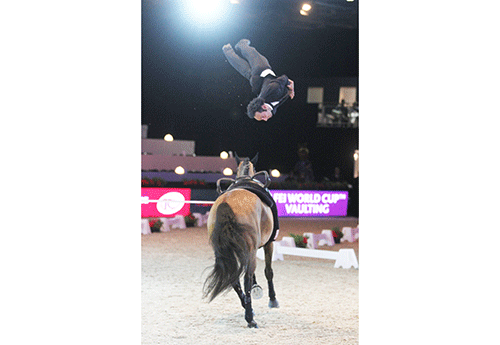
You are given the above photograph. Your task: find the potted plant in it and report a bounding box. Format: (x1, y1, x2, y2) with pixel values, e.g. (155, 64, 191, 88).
(289, 233, 309, 248)
(184, 213, 197, 227)
(332, 227, 344, 243)
(148, 218, 163, 233)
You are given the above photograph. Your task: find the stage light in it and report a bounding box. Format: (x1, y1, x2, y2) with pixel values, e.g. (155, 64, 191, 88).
(223, 168, 233, 176)
(302, 3, 312, 11)
(220, 151, 229, 159)
(183, 0, 229, 26)
(270, 169, 281, 178)
(353, 150, 359, 178)
(175, 166, 185, 175)
(164, 134, 174, 142)
(300, 10, 309, 16)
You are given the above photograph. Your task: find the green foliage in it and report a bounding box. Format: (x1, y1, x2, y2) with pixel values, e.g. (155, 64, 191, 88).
(184, 213, 197, 227)
(331, 226, 344, 242)
(148, 218, 163, 232)
(289, 233, 309, 248)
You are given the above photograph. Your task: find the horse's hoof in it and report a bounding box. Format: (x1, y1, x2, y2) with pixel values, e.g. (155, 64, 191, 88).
(247, 320, 258, 328)
(269, 299, 280, 308)
(251, 284, 263, 299)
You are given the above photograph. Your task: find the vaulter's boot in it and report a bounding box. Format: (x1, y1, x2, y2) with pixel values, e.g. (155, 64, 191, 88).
(235, 39, 251, 52)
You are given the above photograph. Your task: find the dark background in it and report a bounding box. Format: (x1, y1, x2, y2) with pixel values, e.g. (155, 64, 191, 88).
(142, 0, 359, 183)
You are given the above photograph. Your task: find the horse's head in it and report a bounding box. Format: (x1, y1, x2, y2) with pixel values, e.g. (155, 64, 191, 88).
(234, 152, 259, 179)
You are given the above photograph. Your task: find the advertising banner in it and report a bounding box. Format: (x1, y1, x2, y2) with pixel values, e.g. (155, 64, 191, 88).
(141, 188, 191, 218)
(270, 190, 348, 217)
(141, 188, 348, 218)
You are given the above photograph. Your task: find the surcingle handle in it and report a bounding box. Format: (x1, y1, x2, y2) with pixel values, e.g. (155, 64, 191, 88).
(252, 170, 271, 188)
(216, 177, 236, 195)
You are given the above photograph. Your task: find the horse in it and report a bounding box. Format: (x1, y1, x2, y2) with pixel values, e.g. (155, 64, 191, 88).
(203, 153, 279, 328)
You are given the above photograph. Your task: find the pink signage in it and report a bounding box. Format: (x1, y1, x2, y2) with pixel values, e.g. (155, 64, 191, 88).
(270, 190, 348, 217)
(141, 188, 191, 218)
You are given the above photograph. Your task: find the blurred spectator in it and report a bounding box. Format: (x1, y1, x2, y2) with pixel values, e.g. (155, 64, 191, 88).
(292, 146, 314, 183)
(333, 166, 343, 182)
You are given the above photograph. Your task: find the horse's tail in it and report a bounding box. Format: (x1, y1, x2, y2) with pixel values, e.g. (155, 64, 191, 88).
(203, 202, 252, 302)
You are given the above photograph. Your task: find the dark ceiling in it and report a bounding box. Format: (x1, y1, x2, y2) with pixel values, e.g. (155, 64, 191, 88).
(235, 0, 358, 30)
(141, 0, 359, 180)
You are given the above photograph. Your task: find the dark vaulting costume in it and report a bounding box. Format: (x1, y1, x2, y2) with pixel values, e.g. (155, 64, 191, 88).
(222, 39, 292, 117)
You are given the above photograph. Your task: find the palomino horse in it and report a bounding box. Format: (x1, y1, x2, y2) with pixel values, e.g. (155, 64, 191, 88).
(204, 153, 279, 328)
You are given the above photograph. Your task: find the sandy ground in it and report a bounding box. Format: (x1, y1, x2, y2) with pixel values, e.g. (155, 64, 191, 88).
(142, 217, 359, 345)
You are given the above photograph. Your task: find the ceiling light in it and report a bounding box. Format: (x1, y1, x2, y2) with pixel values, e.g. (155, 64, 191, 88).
(270, 169, 281, 178)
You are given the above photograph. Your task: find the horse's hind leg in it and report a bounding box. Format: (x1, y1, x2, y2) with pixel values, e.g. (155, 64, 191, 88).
(264, 242, 279, 308)
(243, 261, 258, 328)
(232, 280, 245, 308)
(251, 274, 263, 299)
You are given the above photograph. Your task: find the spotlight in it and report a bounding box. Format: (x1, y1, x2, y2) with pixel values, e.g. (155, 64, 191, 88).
(220, 151, 229, 159)
(354, 150, 359, 161)
(270, 169, 281, 178)
(174, 166, 185, 175)
(182, 0, 229, 26)
(223, 168, 233, 176)
(164, 134, 174, 142)
(300, 9, 309, 16)
(302, 3, 312, 11)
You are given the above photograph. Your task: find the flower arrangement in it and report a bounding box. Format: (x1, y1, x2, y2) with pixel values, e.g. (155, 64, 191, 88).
(182, 179, 206, 187)
(332, 226, 344, 243)
(148, 218, 163, 232)
(142, 178, 165, 187)
(184, 213, 197, 227)
(289, 233, 309, 248)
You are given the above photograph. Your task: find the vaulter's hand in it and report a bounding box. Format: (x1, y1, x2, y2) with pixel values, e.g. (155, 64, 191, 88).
(287, 79, 295, 99)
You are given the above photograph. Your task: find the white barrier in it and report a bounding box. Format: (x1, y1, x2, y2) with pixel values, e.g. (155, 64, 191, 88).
(141, 219, 152, 235)
(256, 243, 284, 262)
(166, 215, 186, 229)
(256, 236, 358, 269)
(341, 226, 359, 242)
(158, 218, 171, 232)
(303, 230, 335, 249)
(193, 212, 210, 227)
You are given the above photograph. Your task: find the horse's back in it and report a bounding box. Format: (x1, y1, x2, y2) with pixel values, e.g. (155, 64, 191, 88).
(208, 189, 273, 248)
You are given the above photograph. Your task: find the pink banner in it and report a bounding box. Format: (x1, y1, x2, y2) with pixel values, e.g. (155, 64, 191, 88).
(141, 188, 191, 218)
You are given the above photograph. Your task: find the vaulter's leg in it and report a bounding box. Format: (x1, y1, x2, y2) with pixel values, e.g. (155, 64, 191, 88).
(222, 44, 252, 81)
(234, 39, 272, 76)
(264, 242, 279, 308)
